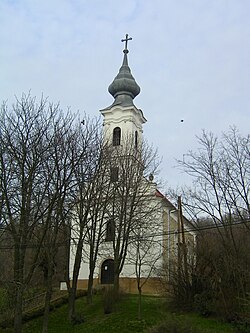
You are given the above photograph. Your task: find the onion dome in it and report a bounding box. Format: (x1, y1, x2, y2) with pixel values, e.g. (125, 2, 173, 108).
(108, 34, 140, 107)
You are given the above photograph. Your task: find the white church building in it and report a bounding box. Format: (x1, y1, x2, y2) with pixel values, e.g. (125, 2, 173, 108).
(67, 35, 195, 294)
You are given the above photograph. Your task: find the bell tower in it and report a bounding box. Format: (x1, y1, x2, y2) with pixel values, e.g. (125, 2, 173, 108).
(100, 34, 147, 149)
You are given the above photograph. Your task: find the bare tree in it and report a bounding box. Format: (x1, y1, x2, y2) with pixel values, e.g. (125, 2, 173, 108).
(84, 147, 114, 305)
(0, 94, 76, 333)
(177, 128, 249, 225)
(69, 134, 160, 307)
(103, 136, 160, 294)
(174, 128, 250, 318)
(40, 112, 78, 333)
(128, 215, 162, 320)
(67, 117, 104, 320)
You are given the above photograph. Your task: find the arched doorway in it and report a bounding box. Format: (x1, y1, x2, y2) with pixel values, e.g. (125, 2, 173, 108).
(101, 259, 114, 284)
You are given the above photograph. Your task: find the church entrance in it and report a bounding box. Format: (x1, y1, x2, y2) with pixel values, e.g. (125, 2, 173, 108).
(101, 259, 114, 284)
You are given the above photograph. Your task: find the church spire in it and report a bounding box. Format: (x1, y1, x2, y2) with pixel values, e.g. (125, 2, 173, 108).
(108, 34, 140, 108)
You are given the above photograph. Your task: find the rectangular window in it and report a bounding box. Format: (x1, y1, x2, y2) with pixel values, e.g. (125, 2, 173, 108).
(110, 167, 119, 182)
(105, 219, 115, 242)
(135, 130, 138, 149)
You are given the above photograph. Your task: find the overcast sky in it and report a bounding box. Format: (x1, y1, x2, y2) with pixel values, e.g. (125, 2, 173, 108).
(1, 0, 249, 189)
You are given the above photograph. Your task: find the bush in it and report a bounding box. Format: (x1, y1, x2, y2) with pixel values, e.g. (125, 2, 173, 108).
(194, 291, 216, 317)
(233, 320, 250, 333)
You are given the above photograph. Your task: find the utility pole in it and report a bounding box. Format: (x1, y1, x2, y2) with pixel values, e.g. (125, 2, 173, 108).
(178, 195, 189, 301)
(177, 196, 182, 300)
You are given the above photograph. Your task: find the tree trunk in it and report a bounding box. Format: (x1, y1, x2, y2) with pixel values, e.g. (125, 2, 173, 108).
(13, 285, 23, 333)
(68, 238, 83, 321)
(87, 270, 94, 304)
(42, 263, 53, 333)
(113, 271, 120, 296)
(137, 286, 142, 320)
(68, 281, 78, 321)
(13, 243, 25, 333)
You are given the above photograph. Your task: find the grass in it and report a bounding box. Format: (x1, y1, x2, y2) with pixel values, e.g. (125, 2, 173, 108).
(0, 294, 235, 333)
(21, 294, 165, 333)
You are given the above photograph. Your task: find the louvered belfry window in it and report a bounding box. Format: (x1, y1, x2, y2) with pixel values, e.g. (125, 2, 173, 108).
(113, 127, 121, 146)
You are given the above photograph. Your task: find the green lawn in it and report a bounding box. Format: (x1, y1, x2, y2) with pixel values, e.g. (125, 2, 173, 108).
(21, 294, 165, 333)
(0, 294, 235, 333)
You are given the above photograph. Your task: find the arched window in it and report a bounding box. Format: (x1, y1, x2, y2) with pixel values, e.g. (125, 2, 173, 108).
(113, 127, 121, 146)
(135, 130, 138, 149)
(105, 219, 115, 241)
(101, 259, 114, 284)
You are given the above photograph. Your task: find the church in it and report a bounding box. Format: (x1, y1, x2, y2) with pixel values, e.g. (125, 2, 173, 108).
(66, 35, 196, 295)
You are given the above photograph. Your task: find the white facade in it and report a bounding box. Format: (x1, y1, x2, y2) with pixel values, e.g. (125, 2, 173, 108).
(100, 105, 146, 146)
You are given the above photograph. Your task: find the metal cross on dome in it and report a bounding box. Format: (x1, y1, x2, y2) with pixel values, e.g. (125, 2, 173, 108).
(121, 34, 132, 52)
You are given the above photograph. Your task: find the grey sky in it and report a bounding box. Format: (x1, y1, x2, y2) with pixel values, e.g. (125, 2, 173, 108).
(1, 0, 249, 188)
